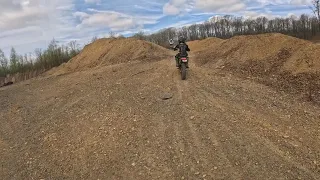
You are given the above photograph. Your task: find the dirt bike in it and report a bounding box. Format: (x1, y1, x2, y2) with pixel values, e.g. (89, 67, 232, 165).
(169, 39, 189, 80)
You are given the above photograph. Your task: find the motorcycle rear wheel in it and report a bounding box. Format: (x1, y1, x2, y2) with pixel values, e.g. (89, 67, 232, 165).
(181, 63, 187, 80)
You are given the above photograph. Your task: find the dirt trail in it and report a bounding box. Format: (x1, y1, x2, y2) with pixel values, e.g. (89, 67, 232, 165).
(0, 52, 319, 179)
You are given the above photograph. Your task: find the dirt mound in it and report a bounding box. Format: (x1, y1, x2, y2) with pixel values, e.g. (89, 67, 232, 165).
(188, 37, 223, 52)
(194, 33, 320, 102)
(48, 38, 172, 75)
(310, 35, 320, 44)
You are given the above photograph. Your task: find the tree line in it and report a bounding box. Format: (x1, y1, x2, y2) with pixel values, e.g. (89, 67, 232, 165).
(139, 0, 320, 46)
(135, 13, 320, 48)
(0, 39, 81, 77)
(0, 31, 127, 78)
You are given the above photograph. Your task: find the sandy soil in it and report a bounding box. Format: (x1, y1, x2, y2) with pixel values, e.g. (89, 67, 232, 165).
(1, 55, 319, 179)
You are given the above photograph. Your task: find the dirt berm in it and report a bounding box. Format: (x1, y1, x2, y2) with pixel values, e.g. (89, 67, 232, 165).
(48, 37, 173, 75)
(1, 35, 320, 180)
(188, 37, 224, 53)
(190, 33, 320, 103)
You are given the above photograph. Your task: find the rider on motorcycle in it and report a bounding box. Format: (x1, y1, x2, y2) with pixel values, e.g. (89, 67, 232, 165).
(174, 36, 190, 68)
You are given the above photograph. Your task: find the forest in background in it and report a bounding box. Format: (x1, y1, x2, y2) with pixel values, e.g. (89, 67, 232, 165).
(137, 14, 320, 48)
(0, 40, 80, 77)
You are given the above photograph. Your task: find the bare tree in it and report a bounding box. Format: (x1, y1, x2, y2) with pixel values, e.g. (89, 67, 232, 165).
(108, 31, 116, 38)
(117, 34, 125, 39)
(68, 40, 80, 57)
(91, 36, 98, 42)
(311, 0, 320, 21)
(10, 47, 19, 73)
(0, 49, 8, 76)
(133, 31, 146, 40)
(0, 49, 8, 70)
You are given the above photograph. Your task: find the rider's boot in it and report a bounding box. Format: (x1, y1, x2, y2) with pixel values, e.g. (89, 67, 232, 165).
(175, 58, 179, 68)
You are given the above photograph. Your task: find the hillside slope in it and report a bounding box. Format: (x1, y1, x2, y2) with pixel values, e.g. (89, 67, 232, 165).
(190, 33, 320, 102)
(48, 37, 173, 75)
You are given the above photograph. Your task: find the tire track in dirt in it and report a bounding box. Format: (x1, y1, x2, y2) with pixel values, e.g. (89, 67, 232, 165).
(186, 65, 320, 179)
(180, 69, 245, 179)
(148, 59, 220, 178)
(163, 60, 208, 178)
(166, 59, 244, 179)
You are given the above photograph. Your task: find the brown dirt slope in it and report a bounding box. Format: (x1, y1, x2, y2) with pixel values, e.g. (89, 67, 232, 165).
(192, 33, 320, 103)
(188, 37, 224, 53)
(48, 37, 173, 75)
(0, 58, 319, 180)
(310, 35, 320, 44)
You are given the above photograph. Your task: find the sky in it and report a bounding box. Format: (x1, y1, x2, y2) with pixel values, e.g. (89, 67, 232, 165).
(0, 0, 314, 56)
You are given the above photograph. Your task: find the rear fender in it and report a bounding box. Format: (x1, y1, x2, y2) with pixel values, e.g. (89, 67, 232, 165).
(180, 57, 188, 63)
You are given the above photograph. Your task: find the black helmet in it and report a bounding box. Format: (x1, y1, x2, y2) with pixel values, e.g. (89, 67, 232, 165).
(178, 36, 185, 43)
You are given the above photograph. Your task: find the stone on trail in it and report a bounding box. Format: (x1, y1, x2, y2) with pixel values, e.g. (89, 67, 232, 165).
(161, 93, 173, 100)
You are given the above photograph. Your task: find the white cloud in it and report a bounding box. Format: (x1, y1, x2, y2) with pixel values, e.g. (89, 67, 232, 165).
(0, 0, 75, 55)
(241, 10, 306, 20)
(243, 11, 280, 19)
(0, 0, 48, 31)
(255, 0, 311, 5)
(0, 8, 49, 31)
(163, 0, 313, 15)
(163, 0, 193, 15)
(290, 0, 310, 5)
(84, 0, 101, 4)
(163, 0, 246, 15)
(74, 9, 163, 31)
(195, 0, 246, 12)
(163, 3, 181, 15)
(81, 13, 135, 31)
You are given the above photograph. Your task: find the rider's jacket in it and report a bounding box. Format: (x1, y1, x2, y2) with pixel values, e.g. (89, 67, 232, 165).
(174, 42, 190, 57)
